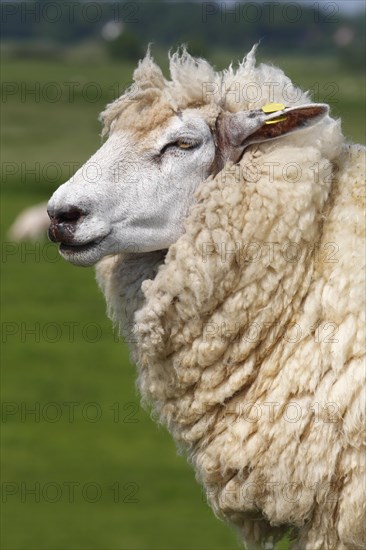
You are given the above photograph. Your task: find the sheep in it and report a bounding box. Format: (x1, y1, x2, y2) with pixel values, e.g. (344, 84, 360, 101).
(8, 202, 49, 241)
(26, 47, 366, 548)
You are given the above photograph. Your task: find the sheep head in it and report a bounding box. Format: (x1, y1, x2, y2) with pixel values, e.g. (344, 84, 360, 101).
(47, 48, 330, 266)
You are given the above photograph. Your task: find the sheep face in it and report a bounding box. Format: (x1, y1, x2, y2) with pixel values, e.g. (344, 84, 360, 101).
(47, 108, 216, 266)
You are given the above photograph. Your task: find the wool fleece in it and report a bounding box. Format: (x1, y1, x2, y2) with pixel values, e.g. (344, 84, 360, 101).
(96, 51, 366, 550)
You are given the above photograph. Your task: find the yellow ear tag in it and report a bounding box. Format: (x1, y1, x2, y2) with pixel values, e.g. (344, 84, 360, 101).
(262, 103, 287, 125)
(265, 116, 287, 125)
(262, 103, 285, 113)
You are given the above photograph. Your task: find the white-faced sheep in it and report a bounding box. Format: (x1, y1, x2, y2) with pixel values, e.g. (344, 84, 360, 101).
(22, 48, 366, 549)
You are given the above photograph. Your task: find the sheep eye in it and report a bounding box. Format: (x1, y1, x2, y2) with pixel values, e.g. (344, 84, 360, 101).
(176, 140, 195, 149)
(159, 139, 199, 155)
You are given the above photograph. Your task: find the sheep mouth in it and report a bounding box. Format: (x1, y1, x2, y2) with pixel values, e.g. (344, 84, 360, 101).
(59, 237, 104, 253)
(58, 234, 111, 266)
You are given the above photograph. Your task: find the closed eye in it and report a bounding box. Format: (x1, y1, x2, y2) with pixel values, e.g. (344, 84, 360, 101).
(159, 139, 201, 155)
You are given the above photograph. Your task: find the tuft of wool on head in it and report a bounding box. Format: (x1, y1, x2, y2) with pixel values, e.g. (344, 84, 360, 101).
(100, 45, 312, 137)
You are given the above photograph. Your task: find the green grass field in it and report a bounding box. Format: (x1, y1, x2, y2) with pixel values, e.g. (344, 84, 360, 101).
(1, 54, 364, 550)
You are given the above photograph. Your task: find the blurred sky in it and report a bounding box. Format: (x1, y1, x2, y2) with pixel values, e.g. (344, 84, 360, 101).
(2, 0, 366, 14)
(306, 0, 365, 14)
(222, 0, 366, 15)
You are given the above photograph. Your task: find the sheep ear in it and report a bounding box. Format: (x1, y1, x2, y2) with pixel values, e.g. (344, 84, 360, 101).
(221, 103, 329, 162)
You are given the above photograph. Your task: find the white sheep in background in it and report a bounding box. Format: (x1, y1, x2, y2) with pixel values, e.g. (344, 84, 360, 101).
(16, 47, 366, 549)
(8, 202, 49, 241)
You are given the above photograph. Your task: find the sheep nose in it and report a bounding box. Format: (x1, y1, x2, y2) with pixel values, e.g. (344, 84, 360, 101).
(47, 206, 86, 243)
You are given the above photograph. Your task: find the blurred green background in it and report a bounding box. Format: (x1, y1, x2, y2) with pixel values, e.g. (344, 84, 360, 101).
(1, 2, 365, 549)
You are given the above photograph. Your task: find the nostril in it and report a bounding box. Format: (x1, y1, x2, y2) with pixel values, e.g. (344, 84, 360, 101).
(47, 206, 89, 243)
(57, 208, 83, 224)
(49, 207, 87, 225)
